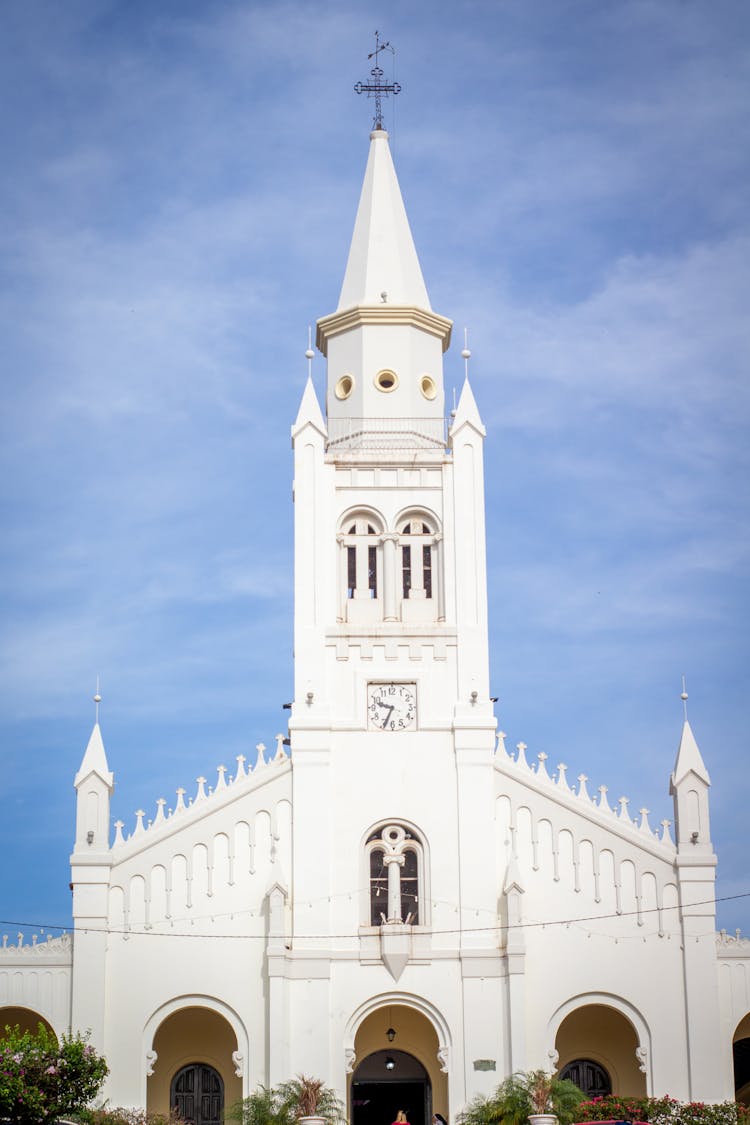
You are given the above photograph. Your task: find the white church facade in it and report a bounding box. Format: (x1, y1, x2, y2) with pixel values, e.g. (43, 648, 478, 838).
(2, 126, 750, 1125)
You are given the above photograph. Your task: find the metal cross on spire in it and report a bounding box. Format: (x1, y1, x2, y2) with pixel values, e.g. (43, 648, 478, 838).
(354, 30, 401, 131)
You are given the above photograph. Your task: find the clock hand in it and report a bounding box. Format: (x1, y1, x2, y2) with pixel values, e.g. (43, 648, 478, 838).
(382, 704, 394, 726)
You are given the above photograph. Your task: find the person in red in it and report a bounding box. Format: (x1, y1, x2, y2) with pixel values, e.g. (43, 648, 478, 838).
(391, 1111, 408, 1125)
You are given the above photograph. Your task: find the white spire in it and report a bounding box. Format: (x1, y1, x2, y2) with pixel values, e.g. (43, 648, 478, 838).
(74, 722, 113, 790)
(337, 129, 431, 311)
(292, 374, 326, 440)
(450, 376, 486, 438)
(671, 718, 711, 788)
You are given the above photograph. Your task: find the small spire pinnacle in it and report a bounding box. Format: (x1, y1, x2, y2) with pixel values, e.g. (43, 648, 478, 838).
(354, 31, 401, 131)
(461, 328, 472, 379)
(680, 674, 689, 721)
(305, 325, 314, 377)
(93, 676, 102, 724)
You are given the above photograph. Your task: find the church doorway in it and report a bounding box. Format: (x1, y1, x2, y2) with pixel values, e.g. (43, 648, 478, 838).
(352, 1050, 430, 1125)
(170, 1063, 223, 1125)
(349, 1003, 448, 1125)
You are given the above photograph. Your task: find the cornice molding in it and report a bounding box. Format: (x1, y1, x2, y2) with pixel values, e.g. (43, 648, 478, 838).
(316, 305, 453, 355)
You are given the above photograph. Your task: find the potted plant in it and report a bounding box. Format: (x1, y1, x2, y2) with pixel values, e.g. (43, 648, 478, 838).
(276, 1075, 346, 1125)
(459, 1070, 584, 1125)
(525, 1070, 559, 1125)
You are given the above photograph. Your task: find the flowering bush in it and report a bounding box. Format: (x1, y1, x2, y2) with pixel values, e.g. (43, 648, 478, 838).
(575, 1095, 750, 1125)
(74, 1109, 186, 1125)
(0, 1022, 108, 1125)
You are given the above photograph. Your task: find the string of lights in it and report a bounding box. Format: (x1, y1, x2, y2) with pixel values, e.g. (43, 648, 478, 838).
(1, 890, 748, 943)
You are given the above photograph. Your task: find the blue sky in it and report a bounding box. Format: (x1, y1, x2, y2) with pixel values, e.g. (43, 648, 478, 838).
(1, 0, 748, 939)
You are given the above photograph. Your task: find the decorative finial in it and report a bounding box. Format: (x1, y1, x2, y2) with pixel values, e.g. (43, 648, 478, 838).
(93, 676, 102, 724)
(461, 328, 471, 379)
(680, 675, 689, 721)
(305, 325, 314, 377)
(354, 31, 401, 131)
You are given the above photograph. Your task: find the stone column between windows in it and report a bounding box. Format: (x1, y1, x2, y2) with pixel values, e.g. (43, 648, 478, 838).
(383, 852, 406, 923)
(435, 534, 445, 620)
(335, 534, 346, 621)
(409, 535, 426, 599)
(382, 533, 398, 620)
(354, 535, 370, 598)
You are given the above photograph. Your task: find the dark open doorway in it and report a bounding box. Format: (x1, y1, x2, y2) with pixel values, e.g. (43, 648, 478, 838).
(352, 1050, 431, 1125)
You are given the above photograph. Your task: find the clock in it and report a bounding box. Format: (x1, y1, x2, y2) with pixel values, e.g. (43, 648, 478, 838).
(367, 683, 417, 731)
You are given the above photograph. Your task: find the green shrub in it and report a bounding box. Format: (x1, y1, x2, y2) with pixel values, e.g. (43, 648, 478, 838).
(0, 1023, 108, 1125)
(73, 1108, 186, 1125)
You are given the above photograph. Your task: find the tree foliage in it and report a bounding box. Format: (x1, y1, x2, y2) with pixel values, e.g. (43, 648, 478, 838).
(0, 1022, 108, 1125)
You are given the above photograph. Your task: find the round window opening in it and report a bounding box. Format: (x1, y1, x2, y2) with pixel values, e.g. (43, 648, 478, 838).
(420, 375, 437, 400)
(375, 369, 399, 393)
(335, 374, 354, 400)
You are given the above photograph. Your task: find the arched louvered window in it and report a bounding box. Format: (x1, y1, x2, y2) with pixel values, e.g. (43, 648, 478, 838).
(340, 513, 381, 600)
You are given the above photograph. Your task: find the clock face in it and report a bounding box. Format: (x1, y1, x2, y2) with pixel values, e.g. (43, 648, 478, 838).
(367, 683, 417, 731)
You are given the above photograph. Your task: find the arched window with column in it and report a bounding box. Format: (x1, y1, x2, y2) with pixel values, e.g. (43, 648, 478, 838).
(366, 823, 425, 926)
(338, 509, 384, 622)
(396, 510, 442, 623)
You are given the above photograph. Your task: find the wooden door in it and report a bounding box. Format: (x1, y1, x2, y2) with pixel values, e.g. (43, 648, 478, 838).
(171, 1063, 224, 1125)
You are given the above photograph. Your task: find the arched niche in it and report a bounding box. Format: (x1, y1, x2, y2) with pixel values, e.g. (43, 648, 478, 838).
(549, 996, 649, 1096)
(143, 999, 246, 1116)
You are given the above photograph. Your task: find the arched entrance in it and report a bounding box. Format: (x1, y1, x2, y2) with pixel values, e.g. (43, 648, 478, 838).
(171, 1063, 224, 1125)
(349, 1003, 447, 1125)
(733, 1013, 750, 1105)
(352, 1050, 430, 1125)
(146, 1005, 241, 1119)
(554, 1002, 647, 1096)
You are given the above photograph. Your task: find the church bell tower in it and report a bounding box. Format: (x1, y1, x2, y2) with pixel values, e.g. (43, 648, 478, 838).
(285, 123, 500, 1086)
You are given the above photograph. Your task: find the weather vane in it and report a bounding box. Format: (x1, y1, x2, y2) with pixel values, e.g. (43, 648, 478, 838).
(354, 30, 401, 131)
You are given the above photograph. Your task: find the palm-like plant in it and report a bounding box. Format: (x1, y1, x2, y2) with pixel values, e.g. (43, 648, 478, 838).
(227, 1085, 294, 1125)
(276, 1076, 346, 1125)
(458, 1070, 584, 1125)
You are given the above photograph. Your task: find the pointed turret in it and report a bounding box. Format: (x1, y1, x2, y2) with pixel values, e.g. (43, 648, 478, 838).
(670, 719, 712, 851)
(450, 376, 486, 440)
(337, 129, 431, 311)
(73, 722, 114, 853)
(291, 375, 327, 443)
(74, 722, 113, 789)
(316, 129, 451, 429)
(671, 719, 711, 788)
(70, 719, 114, 1053)
(668, 713, 722, 1098)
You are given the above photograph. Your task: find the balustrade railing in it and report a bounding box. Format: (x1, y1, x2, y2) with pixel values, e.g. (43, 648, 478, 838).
(326, 416, 447, 452)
